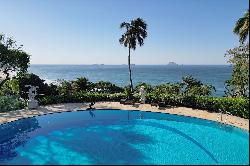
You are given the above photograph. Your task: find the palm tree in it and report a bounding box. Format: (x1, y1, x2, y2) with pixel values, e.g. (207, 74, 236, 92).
(233, 9, 249, 44)
(119, 18, 147, 98)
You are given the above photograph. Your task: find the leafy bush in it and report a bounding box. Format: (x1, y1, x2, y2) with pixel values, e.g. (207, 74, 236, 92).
(225, 44, 249, 98)
(71, 77, 91, 92)
(153, 83, 182, 95)
(90, 81, 124, 93)
(16, 73, 53, 99)
(57, 80, 73, 96)
(145, 94, 249, 118)
(135, 82, 153, 93)
(56, 79, 124, 95)
(193, 96, 249, 118)
(0, 79, 20, 96)
(0, 95, 26, 112)
(38, 87, 249, 119)
(0, 34, 30, 88)
(47, 83, 60, 96)
(181, 75, 215, 96)
(138, 76, 215, 98)
(1, 73, 247, 119)
(38, 92, 127, 105)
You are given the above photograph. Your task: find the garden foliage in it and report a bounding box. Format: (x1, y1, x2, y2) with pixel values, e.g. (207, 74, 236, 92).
(0, 73, 248, 119)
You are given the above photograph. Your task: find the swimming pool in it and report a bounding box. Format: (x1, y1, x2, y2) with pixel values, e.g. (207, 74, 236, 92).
(0, 110, 249, 165)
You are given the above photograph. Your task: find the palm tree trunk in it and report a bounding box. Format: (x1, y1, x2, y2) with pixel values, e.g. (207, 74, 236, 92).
(128, 46, 133, 98)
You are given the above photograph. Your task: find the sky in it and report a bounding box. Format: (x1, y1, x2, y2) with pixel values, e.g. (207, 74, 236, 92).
(0, 0, 249, 65)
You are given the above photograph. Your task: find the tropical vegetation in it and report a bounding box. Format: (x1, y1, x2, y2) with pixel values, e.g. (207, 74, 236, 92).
(225, 44, 249, 98)
(119, 18, 147, 98)
(233, 9, 249, 44)
(0, 12, 249, 119)
(0, 95, 25, 112)
(0, 34, 30, 88)
(225, 9, 249, 98)
(0, 72, 248, 118)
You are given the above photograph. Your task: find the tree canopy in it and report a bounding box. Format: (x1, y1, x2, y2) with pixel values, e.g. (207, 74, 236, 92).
(0, 34, 30, 87)
(225, 44, 249, 98)
(233, 9, 249, 44)
(119, 18, 147, 50)
(119, 18, 147, 97)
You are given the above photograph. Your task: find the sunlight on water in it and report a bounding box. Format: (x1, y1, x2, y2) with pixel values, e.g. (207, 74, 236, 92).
(0, 110, 248, 165)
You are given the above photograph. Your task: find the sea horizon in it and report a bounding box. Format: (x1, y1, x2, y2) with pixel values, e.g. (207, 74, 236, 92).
(30, 64, 230, 66)
(28, 64, 232, 97)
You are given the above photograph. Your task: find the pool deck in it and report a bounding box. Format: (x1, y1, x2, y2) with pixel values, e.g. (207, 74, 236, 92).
(0, 102, 249, 131)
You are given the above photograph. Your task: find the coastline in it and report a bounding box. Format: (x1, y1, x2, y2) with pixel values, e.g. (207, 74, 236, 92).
(28, 64, 232, 96)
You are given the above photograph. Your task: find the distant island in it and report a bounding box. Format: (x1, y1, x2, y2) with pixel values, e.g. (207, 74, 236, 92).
(121, 64, 135, 66)
(167, 62, 178, 66)
(91, 64, 105, 66)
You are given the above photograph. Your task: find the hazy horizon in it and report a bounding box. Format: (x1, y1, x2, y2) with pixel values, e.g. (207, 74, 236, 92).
(30, 63, 230, 65)
(1, 0, 249, 65)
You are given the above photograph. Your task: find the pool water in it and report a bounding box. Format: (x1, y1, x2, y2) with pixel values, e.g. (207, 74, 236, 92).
(0, 110, 249, 165)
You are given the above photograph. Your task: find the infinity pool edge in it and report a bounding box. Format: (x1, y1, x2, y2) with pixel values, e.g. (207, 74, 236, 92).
(0, 102, 249, 131)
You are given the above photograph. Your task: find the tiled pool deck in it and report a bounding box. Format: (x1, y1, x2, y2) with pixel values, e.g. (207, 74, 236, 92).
(0, 102, 248, 131)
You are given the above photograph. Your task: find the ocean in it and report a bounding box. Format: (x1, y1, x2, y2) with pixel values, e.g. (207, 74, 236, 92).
(28, 65, 232, 97)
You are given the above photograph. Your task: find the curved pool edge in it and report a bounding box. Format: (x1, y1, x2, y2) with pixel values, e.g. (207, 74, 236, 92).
(0, 108, 249, 165)
(95, 109, 250, 132)
(0, 102, 249, 132)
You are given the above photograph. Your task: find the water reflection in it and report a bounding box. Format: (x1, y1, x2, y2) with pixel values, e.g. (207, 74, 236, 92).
(17, 124, 153, 164)
(128, 111, 130, 121)
(139, 112, 144, 119)
(0, 118, 40, 162)
(89, 110, 95, 118)
(127, 111, 144, 121)
(0, 110, 247, 164)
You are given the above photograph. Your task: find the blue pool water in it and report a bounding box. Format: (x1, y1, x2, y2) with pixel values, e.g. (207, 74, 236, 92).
(0, 110, 248, 165)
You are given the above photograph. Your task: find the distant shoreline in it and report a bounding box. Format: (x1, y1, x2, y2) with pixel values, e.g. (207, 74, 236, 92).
(26, 65, 232, 96)
(30, 64, 230, 66)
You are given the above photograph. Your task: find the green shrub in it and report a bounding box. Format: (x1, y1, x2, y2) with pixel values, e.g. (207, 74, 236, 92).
(57, 81, 73, 96)
(38, 92, 127, 105)
(38, 91, 249, 119)
(194, 96, 249, 119)
(144, 76, 215, 98)
(144, 93, 248, 118)
(108, 93, 127, 101)
(16, 73, 55, 99)
(153, 83, 182, 96)
(91, 81, 124, 93)
(7, 74, 245, 119)
(145, 93, 160, 103)
(0, 95, 26, 112)
(0, 79, 20, 96)
(71, 77, 90, 92)
(135, 82, 154, 93)
(181, 75, 216, 96)
(177, 95, 248, 119)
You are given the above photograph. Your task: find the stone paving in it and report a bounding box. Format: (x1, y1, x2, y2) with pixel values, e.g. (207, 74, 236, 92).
(0, 102, 249, 131)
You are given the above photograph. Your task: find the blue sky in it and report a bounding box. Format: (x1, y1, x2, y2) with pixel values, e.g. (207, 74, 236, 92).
(0, 0, 248, 65)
